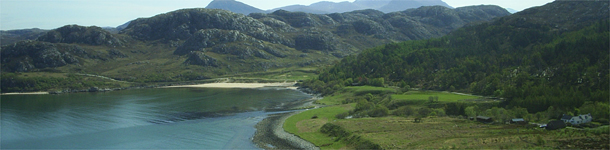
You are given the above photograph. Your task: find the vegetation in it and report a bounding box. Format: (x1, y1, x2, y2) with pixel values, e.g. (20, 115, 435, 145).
(288, 1, 609, 149)
(304, 18, 609, 115)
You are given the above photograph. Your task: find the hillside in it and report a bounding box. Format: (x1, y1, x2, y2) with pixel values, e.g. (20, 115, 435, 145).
(303, 0, 609, 113)
(0, 6, 509, 93)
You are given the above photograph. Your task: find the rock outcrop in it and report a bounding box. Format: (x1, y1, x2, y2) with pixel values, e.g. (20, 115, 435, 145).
(176, 29, 287, 61)
(184, 51, 220, 67)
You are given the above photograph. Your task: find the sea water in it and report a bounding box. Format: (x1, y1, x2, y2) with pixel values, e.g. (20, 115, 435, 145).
(1, 87, 311, 149)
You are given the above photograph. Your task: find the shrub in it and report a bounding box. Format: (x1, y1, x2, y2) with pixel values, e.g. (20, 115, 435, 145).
(418, 107, 432, 117)
(336, 112, 350, 119)
(320, 123, 351, 141)
(368, 105, 389, 117)
(346, 135, 383, 149)
(393, 106, 416, 117)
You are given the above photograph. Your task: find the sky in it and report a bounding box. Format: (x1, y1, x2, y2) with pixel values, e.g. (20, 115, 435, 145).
(0, 0, 554, 30)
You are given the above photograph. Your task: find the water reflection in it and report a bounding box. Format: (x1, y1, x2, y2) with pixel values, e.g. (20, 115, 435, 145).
(1, 87, 311, 149)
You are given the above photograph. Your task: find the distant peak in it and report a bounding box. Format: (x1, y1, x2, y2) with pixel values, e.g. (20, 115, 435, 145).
(206, 0, 264, 15)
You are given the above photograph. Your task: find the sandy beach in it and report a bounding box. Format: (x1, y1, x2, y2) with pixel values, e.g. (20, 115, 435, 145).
(165, 82, 298, 89)
(1, 92, 50, 95)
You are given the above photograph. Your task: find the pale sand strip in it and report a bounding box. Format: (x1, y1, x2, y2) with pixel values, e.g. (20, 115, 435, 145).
(1, 92, 50, 95)
(165, 82, 298, 89)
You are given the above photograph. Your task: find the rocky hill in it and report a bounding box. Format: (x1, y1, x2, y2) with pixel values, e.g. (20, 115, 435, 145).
(37, 25, 126, 47)
(1, 41, 90, 72)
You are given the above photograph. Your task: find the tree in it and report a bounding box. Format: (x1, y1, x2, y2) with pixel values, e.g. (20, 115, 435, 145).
(512, 107, 529, 118)
(465, 106, 478, 118)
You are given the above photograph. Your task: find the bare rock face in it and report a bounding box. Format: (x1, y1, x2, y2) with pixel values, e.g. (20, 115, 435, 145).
(37, 25, 125, 47)
(175, 29, 286, 60)
(175, 29, 257, 55)
(183, 51, 220, 67)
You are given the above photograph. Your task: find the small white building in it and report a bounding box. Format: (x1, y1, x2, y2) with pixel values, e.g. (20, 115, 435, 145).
(561, 113, 593, 125)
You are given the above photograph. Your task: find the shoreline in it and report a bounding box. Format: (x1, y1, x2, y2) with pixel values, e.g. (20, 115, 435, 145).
(253, 111, 319, 150)
(0, 81, 299, 95)
(1, 92, 50, 95)
(253, 96, 321, 150)
(164, 82, 298, 89)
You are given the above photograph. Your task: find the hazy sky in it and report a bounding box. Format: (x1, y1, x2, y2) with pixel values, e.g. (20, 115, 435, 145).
(0, 0, 554, 30)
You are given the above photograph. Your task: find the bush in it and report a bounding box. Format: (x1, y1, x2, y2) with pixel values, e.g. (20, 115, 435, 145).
(336, 112, 350, 119)
(418, 107, 432, 117)
(320, 123, 351, 141)
(393, 106, 416, 117)
(368, 105, 389, 117)
(346, 135, 383, 149)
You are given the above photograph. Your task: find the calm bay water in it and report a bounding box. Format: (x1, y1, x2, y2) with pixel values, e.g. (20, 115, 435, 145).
(1, 87, 311, 149)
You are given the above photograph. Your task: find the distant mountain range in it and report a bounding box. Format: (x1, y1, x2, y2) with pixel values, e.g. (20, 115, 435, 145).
(207, 0, 454, 15)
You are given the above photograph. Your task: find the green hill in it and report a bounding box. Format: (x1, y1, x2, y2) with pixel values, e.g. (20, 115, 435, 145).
(304, 1, 609, 113)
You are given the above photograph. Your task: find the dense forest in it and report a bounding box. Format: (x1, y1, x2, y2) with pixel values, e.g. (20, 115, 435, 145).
(302, 16, 609, 114)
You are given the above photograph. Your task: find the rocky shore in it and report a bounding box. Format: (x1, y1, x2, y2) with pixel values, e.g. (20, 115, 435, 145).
(253, 92, 321, 150)
(253, 111, 320, 150)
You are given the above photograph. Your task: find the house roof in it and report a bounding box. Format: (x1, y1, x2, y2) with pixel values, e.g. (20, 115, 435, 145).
(477, 116, 491, 120)
(512, 118, 525, 122)
(561, 114, 573, 120)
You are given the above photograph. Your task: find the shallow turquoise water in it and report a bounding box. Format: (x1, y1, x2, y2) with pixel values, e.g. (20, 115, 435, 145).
(1, 87, 311, 149)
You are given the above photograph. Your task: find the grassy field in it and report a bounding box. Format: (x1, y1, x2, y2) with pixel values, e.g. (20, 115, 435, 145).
(284, 86, 609, 149)
(392, 91, 482, 102)
(343, 86, 396, 95)
(284, 104, 354, 149)
(333, 116, 608, 149)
